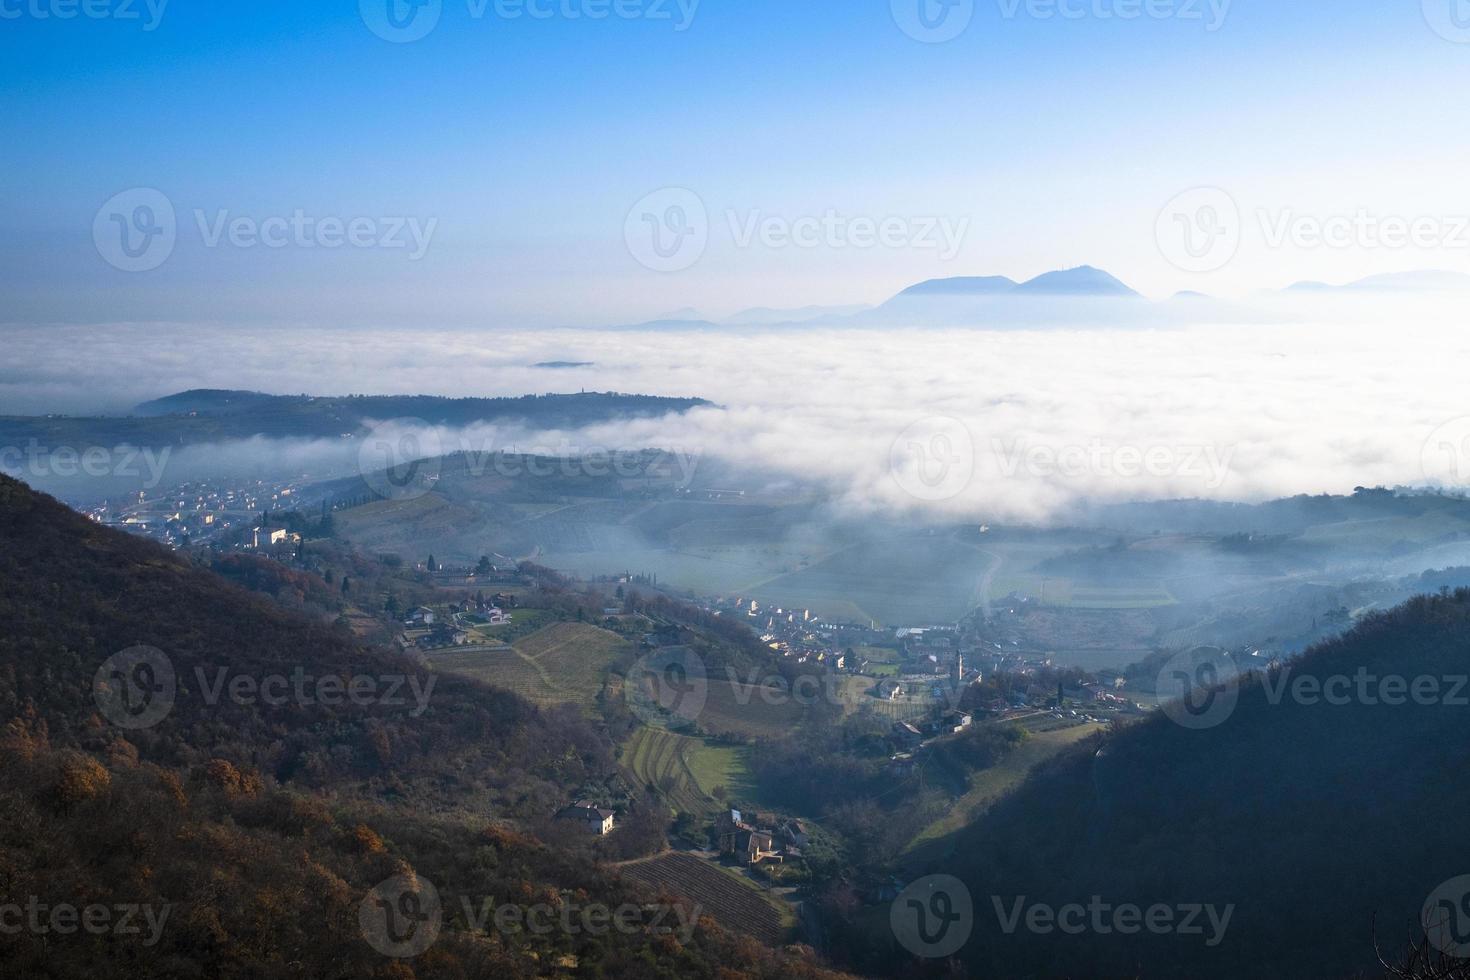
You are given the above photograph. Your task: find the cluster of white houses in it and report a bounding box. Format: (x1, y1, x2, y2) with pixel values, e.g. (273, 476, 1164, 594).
(401, 599, 514, 650)
(88, 477, 315, 549)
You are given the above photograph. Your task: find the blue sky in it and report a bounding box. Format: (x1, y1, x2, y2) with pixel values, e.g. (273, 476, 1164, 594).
(4, 0, 1470, 326)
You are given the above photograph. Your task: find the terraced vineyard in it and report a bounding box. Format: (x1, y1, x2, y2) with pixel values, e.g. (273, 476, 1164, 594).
(428, 621, 628, 710)
(620, 853, 789, 947)
(623, 728, 757, 816)
(623, 728, 711, 815)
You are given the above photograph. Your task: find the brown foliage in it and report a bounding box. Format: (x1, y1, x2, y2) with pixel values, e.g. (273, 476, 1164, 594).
(349, 823, 387, 854)
(52, 751, 111, 808)
(205, 758, 264, 797)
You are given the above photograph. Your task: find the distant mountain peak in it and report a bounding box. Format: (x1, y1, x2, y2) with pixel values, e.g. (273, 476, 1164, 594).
(1012, 265, 1140, 297)
(889, 266, 1139, 304)
(895, 275, 1019, 298)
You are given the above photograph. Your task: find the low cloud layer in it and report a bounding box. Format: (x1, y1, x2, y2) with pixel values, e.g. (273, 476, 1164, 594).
(3, 296, 1468, 521)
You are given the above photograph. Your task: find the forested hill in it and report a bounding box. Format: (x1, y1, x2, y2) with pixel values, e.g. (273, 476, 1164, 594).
(0, 472, 585, 804)
(0, 390, 711, 449)
(939, 589, 1470, 979)
(0, 474, 841, 979)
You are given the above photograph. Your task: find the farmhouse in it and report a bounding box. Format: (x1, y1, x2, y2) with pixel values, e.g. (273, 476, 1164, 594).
(556, 801, 616, 836)
(732, 830, 783, 865)
(875, 679, 903, 701)
(716, 810, 788, 865)
(938, 709, 972, 734)
(415, 625, 469, 649)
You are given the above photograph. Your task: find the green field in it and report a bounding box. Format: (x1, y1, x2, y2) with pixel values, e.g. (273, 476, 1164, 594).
(683, 741, 757, 802)
(428, 621, 627, 710)
(855, 645, 901, 663)
(623, 727, 758, 816)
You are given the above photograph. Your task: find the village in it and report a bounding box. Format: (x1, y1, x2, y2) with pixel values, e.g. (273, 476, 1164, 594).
(699, 591, 1145, 723)
(79, 475, 325, 551)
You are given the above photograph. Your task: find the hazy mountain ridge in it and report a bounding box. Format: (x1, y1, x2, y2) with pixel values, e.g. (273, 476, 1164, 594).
(0, 390, 713, 451)
(1285, 270, 1470, 293)
(613, 264, 1468, 332)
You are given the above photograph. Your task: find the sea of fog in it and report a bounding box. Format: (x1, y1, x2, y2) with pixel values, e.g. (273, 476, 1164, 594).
(3, 299, 1468, 520)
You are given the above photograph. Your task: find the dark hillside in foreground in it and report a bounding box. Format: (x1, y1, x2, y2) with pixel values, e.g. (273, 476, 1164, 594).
(0, 471, 582, 807)
(927, 591, 1470, 978)
(0, 474, 844, 979)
